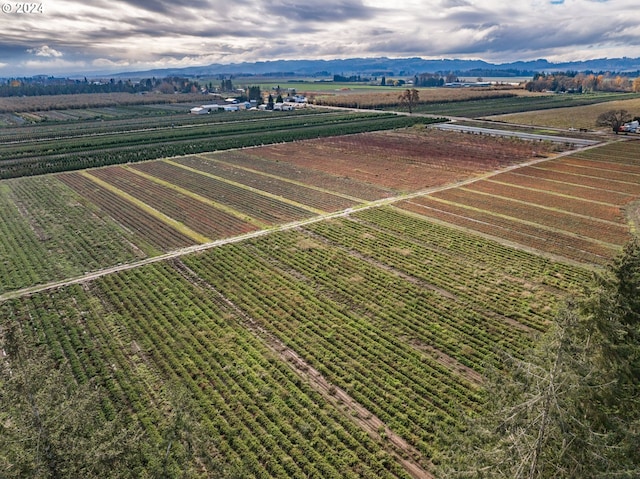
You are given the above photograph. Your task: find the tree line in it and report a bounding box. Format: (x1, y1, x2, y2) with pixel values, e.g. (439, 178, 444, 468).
(0, 77, 202, 97)
(525, 71, 640, 93)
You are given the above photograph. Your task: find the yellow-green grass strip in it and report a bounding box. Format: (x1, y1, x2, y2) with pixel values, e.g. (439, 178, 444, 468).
(80, 171, 211, 244)
(124, 165, 270, 230)
(165, 159, 328, 216)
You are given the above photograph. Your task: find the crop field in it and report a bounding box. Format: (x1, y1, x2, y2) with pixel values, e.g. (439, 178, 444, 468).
(1, 127, 555, 295)
(1, 203, 592, 477)
(0, 109, 435, 179)
(398, 140, 640, 265)
(488, 97, 640, 129)
(0, 176, 147, 293)
(311, 87, 637, 118)
(246, 128, 561, 191)
(2, 109, 637, 477)
(0, 92, 205, 115)
(313, 87, 523, 109)
(412, 92, 638, 117)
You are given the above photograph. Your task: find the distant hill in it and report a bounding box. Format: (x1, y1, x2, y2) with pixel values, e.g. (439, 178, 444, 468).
(111, 56, 640, 79)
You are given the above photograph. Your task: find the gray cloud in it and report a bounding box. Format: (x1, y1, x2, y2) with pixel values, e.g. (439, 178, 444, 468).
(1, 0, 639, 76)
(267, 0, 377, 22)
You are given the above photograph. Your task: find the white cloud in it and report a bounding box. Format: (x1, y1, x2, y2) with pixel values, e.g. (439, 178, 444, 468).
(27, 45, 64, 57)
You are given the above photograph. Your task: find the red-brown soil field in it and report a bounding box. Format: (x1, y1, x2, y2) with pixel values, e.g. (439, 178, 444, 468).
(398, 141, 640, 265)
(54, 128, 561, 253)
(250, 129, 560, 192)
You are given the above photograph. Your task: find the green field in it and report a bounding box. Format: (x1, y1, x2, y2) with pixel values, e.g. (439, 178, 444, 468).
(0, 109, 438, 179)
(405, 92, 640, 117)
(1, 206, 591, 477)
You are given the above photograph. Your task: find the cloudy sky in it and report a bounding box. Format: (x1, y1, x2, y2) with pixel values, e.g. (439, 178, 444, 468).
(1, 0, 639, 77)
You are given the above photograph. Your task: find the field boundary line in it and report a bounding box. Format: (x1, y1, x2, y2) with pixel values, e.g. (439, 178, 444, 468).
(409, 194, 623, 250)
(199, 154, 369, 204)
(483, 178, 623, 207)
(505, 170, 637, 196)
(527, 164, 640, 186)
(456, 185, 628, 227)
(545, 157, 640, 179)
(80, 171, 211, 244)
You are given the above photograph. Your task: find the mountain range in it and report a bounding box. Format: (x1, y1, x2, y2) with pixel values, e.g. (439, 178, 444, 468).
(111, 57, 640, 79)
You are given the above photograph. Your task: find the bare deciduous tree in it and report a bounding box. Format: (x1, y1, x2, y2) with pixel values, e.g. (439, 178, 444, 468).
(596, 109, 632, 133)
(398, 88, 420, 114)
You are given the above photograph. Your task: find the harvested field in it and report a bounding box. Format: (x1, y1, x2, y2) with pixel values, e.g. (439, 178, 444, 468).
(88, 166, 260, 240)
(488, 171, 634, 205)
(0, 92, 204, 113)
(429, 187, 630, 244)
(201, 150, 397, 201)
(466, 180, 627, 223)
(488, 97, 640, 130)
(538, 158, 640, 184)
(121, 160, 316, 224)
(312, 87, 530, 109)
(252, 128, 559, 192)
(166, 155, 358, 212)
(522, 165, 640, 196)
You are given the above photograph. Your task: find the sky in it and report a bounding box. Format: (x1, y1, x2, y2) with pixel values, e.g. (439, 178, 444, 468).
(1, 0, 640, 77)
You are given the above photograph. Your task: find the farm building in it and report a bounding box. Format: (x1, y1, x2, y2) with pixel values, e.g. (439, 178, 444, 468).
(190, 102, 251, 114)
(190, 104, 222, 114)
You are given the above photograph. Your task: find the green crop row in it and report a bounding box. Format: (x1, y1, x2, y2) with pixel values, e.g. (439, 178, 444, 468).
(305, 215, 570, 330)
(0, 177, 144, 293)
(355, 206, 592, 291)
(244, 229, 534, 371)
(0, 113, 440, 179)
(182, 242, 484, 459)
(0, 111, 380, 159)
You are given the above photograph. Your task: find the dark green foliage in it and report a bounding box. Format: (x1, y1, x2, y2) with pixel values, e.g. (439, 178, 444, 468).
(438, 237, 640, 478)
(578, 237, 640, 468)
(0, 111, 441, 179)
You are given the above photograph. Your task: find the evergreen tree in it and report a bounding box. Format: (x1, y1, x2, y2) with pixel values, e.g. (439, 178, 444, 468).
(439, 237, 640, 478)
(0, 322, 144, 478)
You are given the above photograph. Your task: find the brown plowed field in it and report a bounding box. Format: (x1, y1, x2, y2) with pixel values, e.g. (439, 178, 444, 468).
(252, 129, 559, 191)
(490, 172, 634, 205)
(466, 180, 627, 223)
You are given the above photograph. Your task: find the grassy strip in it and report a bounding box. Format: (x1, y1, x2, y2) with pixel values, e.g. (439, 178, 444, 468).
(123, 165, 271, 229)
(80, 171, 211, 244)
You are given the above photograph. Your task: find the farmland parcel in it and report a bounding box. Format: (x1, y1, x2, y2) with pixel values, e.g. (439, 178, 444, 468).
(1, 112, 639, 477)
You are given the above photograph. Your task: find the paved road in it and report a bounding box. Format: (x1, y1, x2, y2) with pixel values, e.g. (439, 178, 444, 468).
(434, 122, 601, 146)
